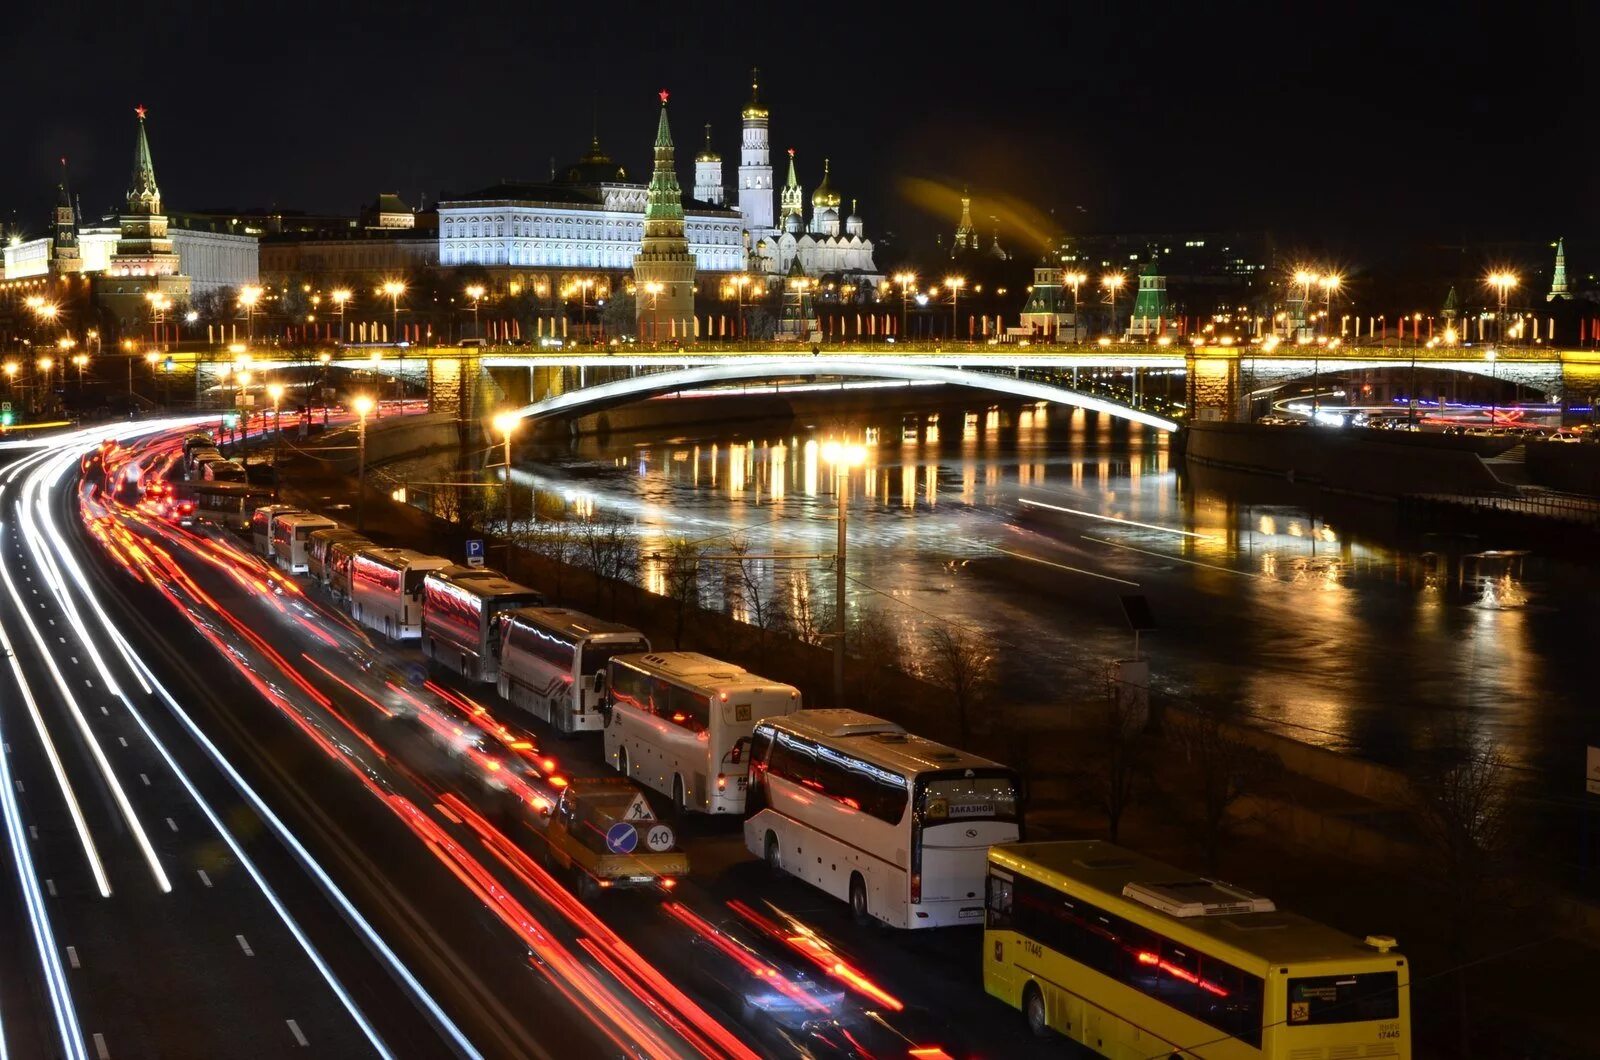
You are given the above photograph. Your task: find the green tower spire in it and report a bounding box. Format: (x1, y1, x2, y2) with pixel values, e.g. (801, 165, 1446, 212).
(127, 105, 161, 215)
(644, 90, 685, 229)
(1548, 237, 1571, 301)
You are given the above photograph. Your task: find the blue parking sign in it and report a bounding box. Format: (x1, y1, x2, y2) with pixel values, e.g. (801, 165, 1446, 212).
(466, 539, 485, 567)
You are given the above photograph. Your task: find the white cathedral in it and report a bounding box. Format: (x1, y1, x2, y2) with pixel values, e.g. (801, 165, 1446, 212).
(437, 71, 879, 285)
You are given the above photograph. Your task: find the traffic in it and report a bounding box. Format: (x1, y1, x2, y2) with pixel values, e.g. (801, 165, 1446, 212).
(83, 421, 1415, 1058)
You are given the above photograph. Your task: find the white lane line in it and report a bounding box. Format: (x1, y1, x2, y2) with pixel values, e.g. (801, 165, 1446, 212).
(236, 934, 254, 957)
(139, 774, 150, 786)
(83, 679, 92, 689)
(65, 946, 79, 969)
(286, 1020, 308, 1047)
(1020, 496, 1217, 539)
(70, 656, 77, 664)
(92, 1033, 109, 1060)
(28, 825, 37, 839)
(14, 780, 22, 793)
(117, 737, 127, 748)
(165, 817, 178, 833)
(98, 706, 108, 717)
(433, 802, 463, 825)
(197, 869, 212, 888)
(987, 543, 1140, 586)
(1082, 534, 1263, 579)
(45, 877, 56, 896)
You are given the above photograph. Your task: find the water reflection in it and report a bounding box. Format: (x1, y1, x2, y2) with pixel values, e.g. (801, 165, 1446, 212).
(383, 400, 1597, 782)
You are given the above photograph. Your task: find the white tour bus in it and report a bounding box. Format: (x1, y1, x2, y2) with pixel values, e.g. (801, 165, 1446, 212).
(349, 547, 452, 640)
(306, 527, 371, 588)
(251, 505, 308, 558)
(272, 512, 339, 574)
(419, 568, 544, 682)
(744, 709, 1022, 929)
(185, 482, 273, 532)
(602, 652, 800, 816)
(497, 607, 649, 735)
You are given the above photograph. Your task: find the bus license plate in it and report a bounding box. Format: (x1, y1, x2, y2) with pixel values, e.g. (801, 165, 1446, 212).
(959, 909, 983, 919)
(736, 777, 748, 790)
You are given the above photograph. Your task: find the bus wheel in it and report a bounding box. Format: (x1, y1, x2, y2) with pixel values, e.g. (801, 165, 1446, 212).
(849, 873, 870, 925)
(1023, 983, 1049, 1039)
(764, 832, 783, 878)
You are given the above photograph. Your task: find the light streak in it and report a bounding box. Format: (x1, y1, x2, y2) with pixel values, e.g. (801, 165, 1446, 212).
(1018, 496, 1215, 539)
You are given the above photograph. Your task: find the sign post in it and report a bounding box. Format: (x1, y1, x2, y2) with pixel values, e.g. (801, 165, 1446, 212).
(466, 539, 485, 568)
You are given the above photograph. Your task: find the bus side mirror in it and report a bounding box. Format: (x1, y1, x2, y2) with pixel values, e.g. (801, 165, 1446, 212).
(594, 671, 607, 694)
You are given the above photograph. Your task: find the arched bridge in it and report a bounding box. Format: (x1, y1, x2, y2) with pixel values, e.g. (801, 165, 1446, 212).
(504, 356, 1181, 432)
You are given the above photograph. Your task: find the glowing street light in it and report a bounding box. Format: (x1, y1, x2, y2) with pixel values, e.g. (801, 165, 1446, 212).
(945, 276, 966, 341)
(331, 288, 352, 344)
(239, 284, 263, 343)
(643, 281, 664, 344)
(821, 439, 868, 705)
(492, 411, 521, 552)
(1063, 271, 1087, 344)
(893, 272, 916, 339)
(465, 284, 486, 342)
(381, 279, 406, 343)
(1101, 273, 1126, 339)
(352, 394, 375, 530)
(1485, 271, 1518, 346)
(1318, 274, 1341, 339)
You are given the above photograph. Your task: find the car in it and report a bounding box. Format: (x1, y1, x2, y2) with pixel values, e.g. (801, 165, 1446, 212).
(535, 776, 688, 898)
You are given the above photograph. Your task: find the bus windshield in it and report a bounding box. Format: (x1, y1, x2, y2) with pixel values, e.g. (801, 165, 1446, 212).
(919, 771, 1020, 824)
(1287, 971, 1400, 1025)
(582, 639, 648, 676)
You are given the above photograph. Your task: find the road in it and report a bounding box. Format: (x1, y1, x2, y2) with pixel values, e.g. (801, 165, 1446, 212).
(2, 419, 1056, 1058)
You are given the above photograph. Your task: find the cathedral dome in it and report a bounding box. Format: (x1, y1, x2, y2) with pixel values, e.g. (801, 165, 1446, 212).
(695, 123, 720, 163)
(785, 212, 804, 236)
(742, 68, 769, 120)
(560, 135, 627, 185)
(811, 158, 842, 209)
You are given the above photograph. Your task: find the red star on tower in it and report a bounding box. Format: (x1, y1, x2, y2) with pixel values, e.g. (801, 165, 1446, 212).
(658, 89, 669, 104)
(135, 105, 147, 119)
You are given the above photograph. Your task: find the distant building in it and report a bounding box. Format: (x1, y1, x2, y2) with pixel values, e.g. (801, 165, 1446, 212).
(1055, 230, 1275, 319)
(1548, 237, 1570, 301)
(1018, 260, 1074, 336)
(1127, 260, 1173, 338)
(259, 221, 439, 287)
(632, 93, 696, 341)
(362, 193, 417, 230)
(952, 188, 977, 254)
(750, 152, 878, 281)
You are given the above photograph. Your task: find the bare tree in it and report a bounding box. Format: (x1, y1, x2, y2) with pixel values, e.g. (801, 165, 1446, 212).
(727, 537, 784, 643)
(1168, 699, 1282, 873)
(1410, 732, 1515, 1058)
(781, 571, 832, 648)
(575, 516, 638, 615)
(1075, 663, 1150, 844)
(657, 536, 706, 648)
(847, 607, 902, 711)
(519, 520, 578, 600)
(922, 623, 996, 745)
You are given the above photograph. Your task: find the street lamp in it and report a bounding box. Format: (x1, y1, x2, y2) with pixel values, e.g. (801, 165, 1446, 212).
(239, 285, 262, 344)
(893, 272, 916, 340)
(71, 353, 88, 393)
(38, 356, 54, 407)
(571, 278, 595, 342)
(331, 288, 352, 345)
(729, 273, 752, 339)
(1101, 273, 1126, 339)
(492, 411, 520, 559)
(1064, 271, 1087, 344)
(382, 280, 406, 343)
(643, 281, 664, 344)
(1318, 274, 1341, 339)
(465, 284, 486, 342)
(1486, 349, 1499, 426)
(144, 351, 161, 408)
(267, 382, 286, 496)
(945, 276, 965, 341)
(352, 394, 374, 531)
(1485, 271, 1518, 346)
(821, 439, 868, 706)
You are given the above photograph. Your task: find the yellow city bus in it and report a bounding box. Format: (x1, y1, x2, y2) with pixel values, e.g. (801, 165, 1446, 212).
(984, 841, 1409, 1059)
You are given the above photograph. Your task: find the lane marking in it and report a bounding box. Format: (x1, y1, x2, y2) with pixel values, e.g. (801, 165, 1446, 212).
(433, 802, 463, 825)
(165, 817, 178, 833)
(117, 738, 127, 749)
(1021, 496, 1215, 539)
(1082, 534, 1263, 579)
(197, 869, 212, 888)
(65, 946, 79, 969)
(139, 774, 150, 787)
(45, 877, 56, 896)
(28, 825, 37, 839)
(93, 1033, 109, 1060)
(99, 706, 109, 717)
(236, 934, 254, 957)
(987, 545, 1140, 586)
(286, 1020, 309, 1048)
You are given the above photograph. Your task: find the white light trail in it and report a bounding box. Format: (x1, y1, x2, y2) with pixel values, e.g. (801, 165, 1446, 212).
(1018, 496, 1216, 539)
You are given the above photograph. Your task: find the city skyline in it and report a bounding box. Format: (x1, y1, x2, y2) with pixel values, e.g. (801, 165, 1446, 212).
(3, 1, 1595, 262)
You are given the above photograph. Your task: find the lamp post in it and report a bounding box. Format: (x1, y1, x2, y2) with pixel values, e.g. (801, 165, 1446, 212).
(893, 272, 915, 340)
(945, 275, 965, 341)
(331, 288, 351, 345)
(239, 285, 262, 344)
(1318, 274, 1341, 339)
(352, 394, 374, 531)
(465, 284, 485, 342)
(730, 273, 751, 339)
(1101, 273, 1125, 339)
(267, 382, 285, 498)
(643, 281, 664, 344)
(1064, 271, 1086, 344)
(1486, 271, 1518, 347)
(822, 440, 867, 706)
(492, 411, 520, 562)
(1486, 349, 1499, 427)
(574, 278, 595, 342)
(71, 352, 88, 394)
(144, 351, 160, 408)
(382, 280, 406, 344)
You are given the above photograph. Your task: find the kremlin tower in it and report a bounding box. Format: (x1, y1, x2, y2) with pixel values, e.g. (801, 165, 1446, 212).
(694, 124, 725, 206)
(737, 69, 774, 235)
(633, 91, 696, 342)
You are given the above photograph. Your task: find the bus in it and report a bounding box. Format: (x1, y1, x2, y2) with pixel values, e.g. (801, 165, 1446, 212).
(349, 547, 452, 640)
(251, 505, 307, 558)
(202, 459, 249, 484)
(419, 568, 544, 682)
(272, 512, 340, 574)
(603, 652, 800, 816)
(186, 482, 273, 532)
(306, 527, 370, 587)
(983, 841, 1410, 1058)
(497, 607, 649, 735)
(744, 709, 1020, 929)
(325, 538, 371, 603)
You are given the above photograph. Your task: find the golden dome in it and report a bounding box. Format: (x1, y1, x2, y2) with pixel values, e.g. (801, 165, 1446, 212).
(811, 158, 841, 209)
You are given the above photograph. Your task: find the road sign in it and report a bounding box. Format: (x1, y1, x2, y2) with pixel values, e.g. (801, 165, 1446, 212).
(466, 539, 485, 568)
(604, 821, 638, 855)
(1587, 747, 1600, 796)
(1, 401, 11, 412)
(644, 824, 675, 852)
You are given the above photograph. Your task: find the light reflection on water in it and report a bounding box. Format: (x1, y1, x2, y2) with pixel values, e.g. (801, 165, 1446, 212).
(387, 401, 1595, 781)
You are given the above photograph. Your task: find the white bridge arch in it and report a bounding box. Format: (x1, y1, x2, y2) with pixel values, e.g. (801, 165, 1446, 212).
(508, 357, 1178, 431)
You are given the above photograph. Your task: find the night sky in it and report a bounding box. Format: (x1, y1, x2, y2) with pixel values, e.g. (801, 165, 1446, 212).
(4, 1, 1595, 265)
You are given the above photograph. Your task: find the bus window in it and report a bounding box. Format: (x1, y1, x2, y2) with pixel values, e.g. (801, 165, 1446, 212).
(667, 686, 709, 733)
(749, 725, 774, 766)
(1287, 972, 1399, 1025)
(919, 772, 1020, 824)
(985, 873, 1014, 930)
(582, 639, 647, 676)
(611, 664, 652, 714)
(769, 731, 816, 786)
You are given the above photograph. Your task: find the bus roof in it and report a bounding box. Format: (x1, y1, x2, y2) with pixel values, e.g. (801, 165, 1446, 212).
(354, 547, 451, 571)
(766, 709, 1010, 778)
(277, 512, 337, 528)
(424, 571, 541, 600)
(430, 564, 504, 581)
(191, 482, 272, 497)
(989, 841, 1396, 968)
(510, 607, 642, 641)
(615, 651, 796, 698)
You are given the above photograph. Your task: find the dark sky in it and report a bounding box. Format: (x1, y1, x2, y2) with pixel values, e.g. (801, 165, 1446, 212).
(4, 0, 1595, 265)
